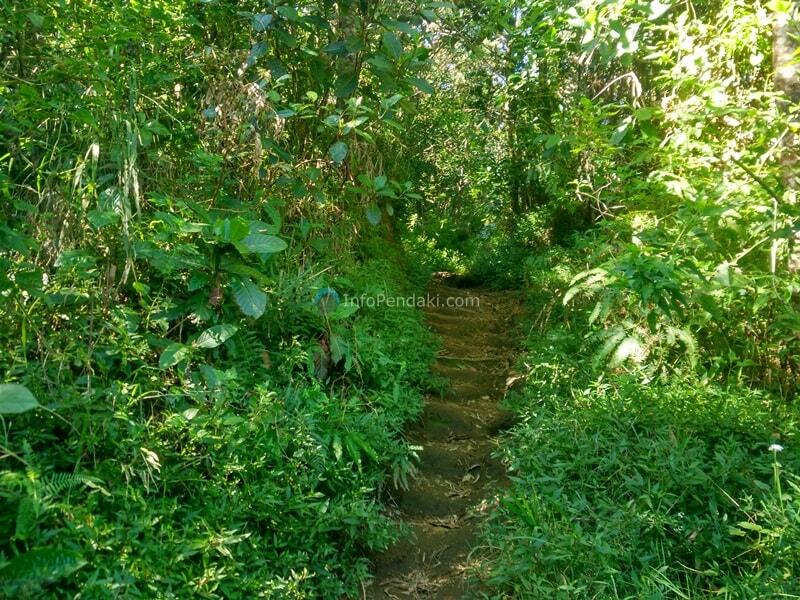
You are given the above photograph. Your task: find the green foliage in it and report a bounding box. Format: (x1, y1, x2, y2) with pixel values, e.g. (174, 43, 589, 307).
(2, 0, 800, 595)
(0, 385, 39, 415)
(0, 0, 446, 595)
(479, 248, 800, 597)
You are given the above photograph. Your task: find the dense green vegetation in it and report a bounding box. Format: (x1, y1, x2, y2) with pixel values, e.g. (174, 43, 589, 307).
(2, 0, 799, 597)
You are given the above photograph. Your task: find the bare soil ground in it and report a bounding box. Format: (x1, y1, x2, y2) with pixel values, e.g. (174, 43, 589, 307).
(367, 277, 522, 599)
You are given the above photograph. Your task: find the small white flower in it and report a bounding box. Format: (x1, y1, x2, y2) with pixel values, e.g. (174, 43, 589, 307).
(768, 444, 784, 453)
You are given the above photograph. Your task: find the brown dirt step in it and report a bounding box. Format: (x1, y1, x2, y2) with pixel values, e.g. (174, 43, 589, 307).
(409, 401, 516, 441)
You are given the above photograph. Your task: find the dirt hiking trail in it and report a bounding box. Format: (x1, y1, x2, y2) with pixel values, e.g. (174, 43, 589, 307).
(368, 276, 522, 599)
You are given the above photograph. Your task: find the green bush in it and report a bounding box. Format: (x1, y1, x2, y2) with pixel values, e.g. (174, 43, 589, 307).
(0, 244, 437, 598)
(487, 324, 800, 597)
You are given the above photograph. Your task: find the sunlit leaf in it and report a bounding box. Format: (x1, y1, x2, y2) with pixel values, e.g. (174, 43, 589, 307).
(159, 343, 190, 369)
(0, 384, 40, 414)
(193, 325, 238, 349)
(231, 277, 267, 318)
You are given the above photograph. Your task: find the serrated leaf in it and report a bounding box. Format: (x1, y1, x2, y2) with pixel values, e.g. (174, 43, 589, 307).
(365, 204, 382, 225)
(329, 141, 348, 163)
(193, 324, 238, 349)
(159, 343, 190, 369)
(231, 277, 267, 318)
(0, 384, 40, 415)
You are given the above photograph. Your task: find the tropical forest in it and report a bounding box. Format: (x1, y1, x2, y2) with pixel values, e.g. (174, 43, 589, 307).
(1, 0, 800, 598)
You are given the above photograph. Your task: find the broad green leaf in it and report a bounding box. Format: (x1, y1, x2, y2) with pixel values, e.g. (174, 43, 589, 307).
(159, 343, 190, 369)
(382, 18, 416, 36)
(329, 334, 348, 364)
(365, 204, 382, 225)
(231, 277, 267, 318)
(367, 55, 394, 71)
(610, 120, 631, 145)
(0, 384, 40, 414)
(382, 31, 403, 59)
(329, 141, 348, 163)
(239, 233, 287, 254)
(246, 41, 268, 67)
(334, 73, 358, 97)
(329, 302, 359, 321)
(252, 13, 273, 31)
(407, 76, 434, 94)
(193, 325, 238, 349)
(381, 94, 404, 109)
(27, 13, 44, 28)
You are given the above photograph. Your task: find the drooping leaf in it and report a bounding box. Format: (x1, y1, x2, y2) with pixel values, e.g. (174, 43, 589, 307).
(0, 384, 40, 415)
(329, 334, 348, 364)
(231, 277, 267, 318)
(193, 325, 238, 349)
(610, 120, 631, 145)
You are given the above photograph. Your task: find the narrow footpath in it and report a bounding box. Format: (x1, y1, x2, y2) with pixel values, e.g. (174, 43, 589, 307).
(369, 277, 521, 599)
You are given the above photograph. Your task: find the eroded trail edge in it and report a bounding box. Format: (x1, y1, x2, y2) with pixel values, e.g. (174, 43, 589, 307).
(369, 278, 521, 599)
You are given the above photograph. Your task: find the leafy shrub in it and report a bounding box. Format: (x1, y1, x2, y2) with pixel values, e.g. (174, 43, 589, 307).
(487, 325, 800, 598)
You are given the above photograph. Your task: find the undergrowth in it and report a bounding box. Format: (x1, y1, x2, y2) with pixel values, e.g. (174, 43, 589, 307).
(481, 246, 800, 598)
(0, 238, 437, 598)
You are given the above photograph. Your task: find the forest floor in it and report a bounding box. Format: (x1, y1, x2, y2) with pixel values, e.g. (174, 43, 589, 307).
(368, 276, 522, 599)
